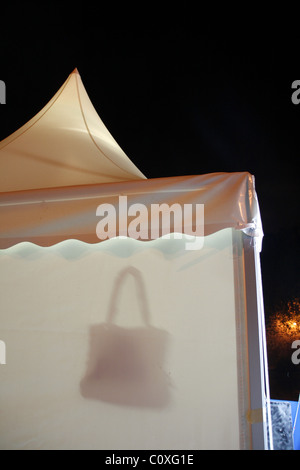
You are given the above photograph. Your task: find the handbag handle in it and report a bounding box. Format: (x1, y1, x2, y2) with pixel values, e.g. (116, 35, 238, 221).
(106, 266, 151, 326)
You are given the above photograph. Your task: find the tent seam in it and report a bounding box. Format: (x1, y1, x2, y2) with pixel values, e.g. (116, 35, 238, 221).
(0, 75, 72, 151)
(74, 73, 142, 179)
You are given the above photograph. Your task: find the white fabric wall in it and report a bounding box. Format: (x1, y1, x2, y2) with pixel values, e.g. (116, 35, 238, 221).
(0, 229, 247, 450)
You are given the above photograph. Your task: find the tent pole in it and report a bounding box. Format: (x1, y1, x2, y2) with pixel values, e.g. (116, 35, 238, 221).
(242, 234, 273, 450)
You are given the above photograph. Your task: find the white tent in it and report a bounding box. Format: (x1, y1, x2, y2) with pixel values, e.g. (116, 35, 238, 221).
(0, 70, 272, 450)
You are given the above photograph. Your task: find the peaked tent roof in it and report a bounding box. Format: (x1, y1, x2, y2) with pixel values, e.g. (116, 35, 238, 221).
(0, 69, 146, 193)
(0, 70, 263, 251)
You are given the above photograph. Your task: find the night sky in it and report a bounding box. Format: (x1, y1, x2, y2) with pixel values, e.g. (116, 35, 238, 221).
(0, 7, 299, 314)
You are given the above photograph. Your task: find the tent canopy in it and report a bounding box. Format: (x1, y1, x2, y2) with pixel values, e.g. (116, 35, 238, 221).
(0, 70, 263, 249)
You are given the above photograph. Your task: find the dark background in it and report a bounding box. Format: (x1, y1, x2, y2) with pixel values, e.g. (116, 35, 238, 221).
(0, 6, 299, 396)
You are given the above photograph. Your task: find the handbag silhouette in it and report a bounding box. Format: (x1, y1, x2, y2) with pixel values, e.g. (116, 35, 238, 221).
(80, 267, 170, 408)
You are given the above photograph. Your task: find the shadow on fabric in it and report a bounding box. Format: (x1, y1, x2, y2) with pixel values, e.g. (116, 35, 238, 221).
(80, 266, 171, 408)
